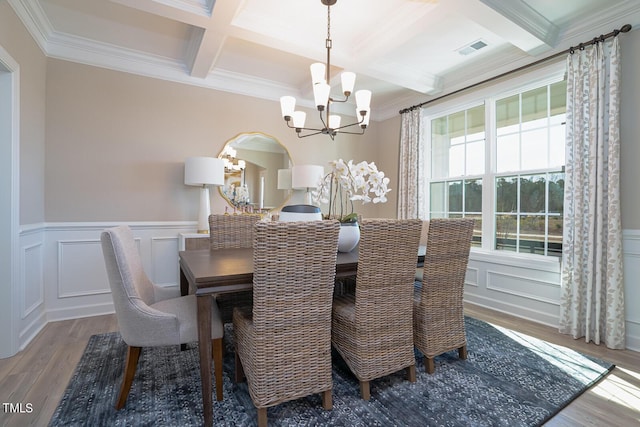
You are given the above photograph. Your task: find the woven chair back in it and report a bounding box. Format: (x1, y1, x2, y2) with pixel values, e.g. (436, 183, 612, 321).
(355, 218, 423, 323)
(208, 214, 262, 250)
(414, 217, 474, 356)
(418, 218, 474, 307)
(252, 220, 339, 335)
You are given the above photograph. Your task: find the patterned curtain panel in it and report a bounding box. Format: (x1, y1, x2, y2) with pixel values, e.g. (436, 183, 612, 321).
(397, 108, 426, 219)
(560, 37, 625, 349)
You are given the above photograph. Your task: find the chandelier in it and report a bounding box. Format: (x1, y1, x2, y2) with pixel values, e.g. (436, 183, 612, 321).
(220, 146, 245, 172)
(279, 0, 371, 140)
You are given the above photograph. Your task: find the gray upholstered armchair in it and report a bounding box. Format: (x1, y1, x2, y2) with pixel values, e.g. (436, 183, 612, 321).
(101, 225, 225, 409)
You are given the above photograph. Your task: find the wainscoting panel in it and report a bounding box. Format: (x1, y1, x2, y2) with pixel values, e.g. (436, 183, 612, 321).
(57, 239, 110, 298)
(38, 222, 196, 325)
(622, 230, 640, 351)
(464, 253, 562, 327)
(151, 236, 180, 286)
(18, 226, 47, 352)
(485, 270, 560, 303)
(21, 242, 43, 319)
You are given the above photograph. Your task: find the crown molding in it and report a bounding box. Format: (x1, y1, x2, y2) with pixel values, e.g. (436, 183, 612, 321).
(8, 0, 54, 54)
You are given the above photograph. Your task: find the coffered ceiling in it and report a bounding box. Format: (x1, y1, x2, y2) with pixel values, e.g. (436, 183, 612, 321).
(8, 0, 640, 120)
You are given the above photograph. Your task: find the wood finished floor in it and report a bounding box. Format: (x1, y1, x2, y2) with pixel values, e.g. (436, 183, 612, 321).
(0, 304, 638, 426)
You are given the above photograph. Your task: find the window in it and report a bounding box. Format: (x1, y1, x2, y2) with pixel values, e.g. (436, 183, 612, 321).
(429, 105, 484, 246)
(425, 75, 566, 257)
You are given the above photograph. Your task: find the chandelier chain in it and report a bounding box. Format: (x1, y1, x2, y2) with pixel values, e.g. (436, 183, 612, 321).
(326, 4, 332, 50)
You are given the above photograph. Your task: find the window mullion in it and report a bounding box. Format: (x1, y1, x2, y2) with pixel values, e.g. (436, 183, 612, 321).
(484, 99, 496, 252)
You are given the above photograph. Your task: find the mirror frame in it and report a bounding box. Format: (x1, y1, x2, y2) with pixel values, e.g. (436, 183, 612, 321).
(217, 132, 293, 213)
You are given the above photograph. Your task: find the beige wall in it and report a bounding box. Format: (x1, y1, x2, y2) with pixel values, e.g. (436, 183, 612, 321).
(44, 59, 385, 222)
(0, 3, 47, 225)
(619, 28, 640, 230)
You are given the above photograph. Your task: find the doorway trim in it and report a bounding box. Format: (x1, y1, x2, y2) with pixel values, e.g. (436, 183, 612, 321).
(0, 44, 20, 358)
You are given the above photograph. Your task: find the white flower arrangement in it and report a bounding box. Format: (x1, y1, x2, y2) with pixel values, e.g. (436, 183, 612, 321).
(312, 159, 391, 223)
(223, 183, 250, 207)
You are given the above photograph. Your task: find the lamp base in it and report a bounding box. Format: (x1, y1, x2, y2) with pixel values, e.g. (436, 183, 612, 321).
(197, 186, 211, 234)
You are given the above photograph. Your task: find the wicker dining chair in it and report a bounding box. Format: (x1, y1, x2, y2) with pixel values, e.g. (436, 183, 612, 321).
(233, 220, 340, 427)
(208, 213, 262, 323)
(332, 218, 422, 400)
(414, 217, 474, 374)
(101, 225, 225, 407)
(414, 219, 430, 282)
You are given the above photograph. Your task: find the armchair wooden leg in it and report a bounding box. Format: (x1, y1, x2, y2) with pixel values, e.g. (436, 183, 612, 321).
(425, 357, 435, 374)
(234, 350, 245, 383)
(458, 345, 468, 360)
(212, 338, 224, 401)
(257, 407, 268, 427)
(116, 346, 141, 410)
(407, 364, 416, 382)
(322, 389, 332, 410)
(359, 380, 371, 401)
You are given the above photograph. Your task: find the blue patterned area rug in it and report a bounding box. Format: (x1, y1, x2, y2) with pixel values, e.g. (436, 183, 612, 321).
(49, 317, 613, 427)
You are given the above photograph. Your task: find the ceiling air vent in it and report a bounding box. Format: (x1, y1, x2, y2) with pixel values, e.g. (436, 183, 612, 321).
(457, 40, 488, 56)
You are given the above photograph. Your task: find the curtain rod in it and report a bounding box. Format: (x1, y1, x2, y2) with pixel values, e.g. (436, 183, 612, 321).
(399, 24, 632, 114)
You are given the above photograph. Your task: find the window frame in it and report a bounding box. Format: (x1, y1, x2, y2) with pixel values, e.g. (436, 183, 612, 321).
(421, 61, 566, 260)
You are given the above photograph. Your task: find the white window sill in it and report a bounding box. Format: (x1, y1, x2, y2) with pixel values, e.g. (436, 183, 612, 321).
(469, 248, 561, 273)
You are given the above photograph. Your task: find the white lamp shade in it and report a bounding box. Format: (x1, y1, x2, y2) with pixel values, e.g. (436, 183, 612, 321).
(277, 169, 292, 190)
(184, 157, 225, 186)
(280, 96, 296, 118)
(310, 63, 326, 85)
(313, 82, 331, 109)
(355, 89, 372, 111)
(291, 164, 324, 189)
(341, 72, 356, 94)
(292, 111, 307, 128)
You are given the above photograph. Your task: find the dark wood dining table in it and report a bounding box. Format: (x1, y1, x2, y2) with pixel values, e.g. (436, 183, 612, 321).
(178, 245, 425, 427)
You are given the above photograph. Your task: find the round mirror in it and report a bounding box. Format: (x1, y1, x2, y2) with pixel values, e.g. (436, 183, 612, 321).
(218, 132, 292, 212)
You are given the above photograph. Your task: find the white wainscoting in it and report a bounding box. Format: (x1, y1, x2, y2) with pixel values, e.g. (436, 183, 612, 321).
(464, 249, 561, 327)
(16, 223, 640, 352)
(622, 230, 640, 351)
(17, 221, 197, 351)
(465, 229, 640, 351)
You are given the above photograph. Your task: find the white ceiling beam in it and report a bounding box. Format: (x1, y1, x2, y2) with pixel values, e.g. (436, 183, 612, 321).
(187, 0, 245, 78)
(112, 0, 245, 79)
(109, 0, 211, 27)
(443, 0, 558, 55)
(479, 0, 559, 51)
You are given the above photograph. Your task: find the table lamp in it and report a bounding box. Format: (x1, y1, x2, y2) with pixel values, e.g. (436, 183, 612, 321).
(185, 157, 225, 233)
(291, 164, 324, 205)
